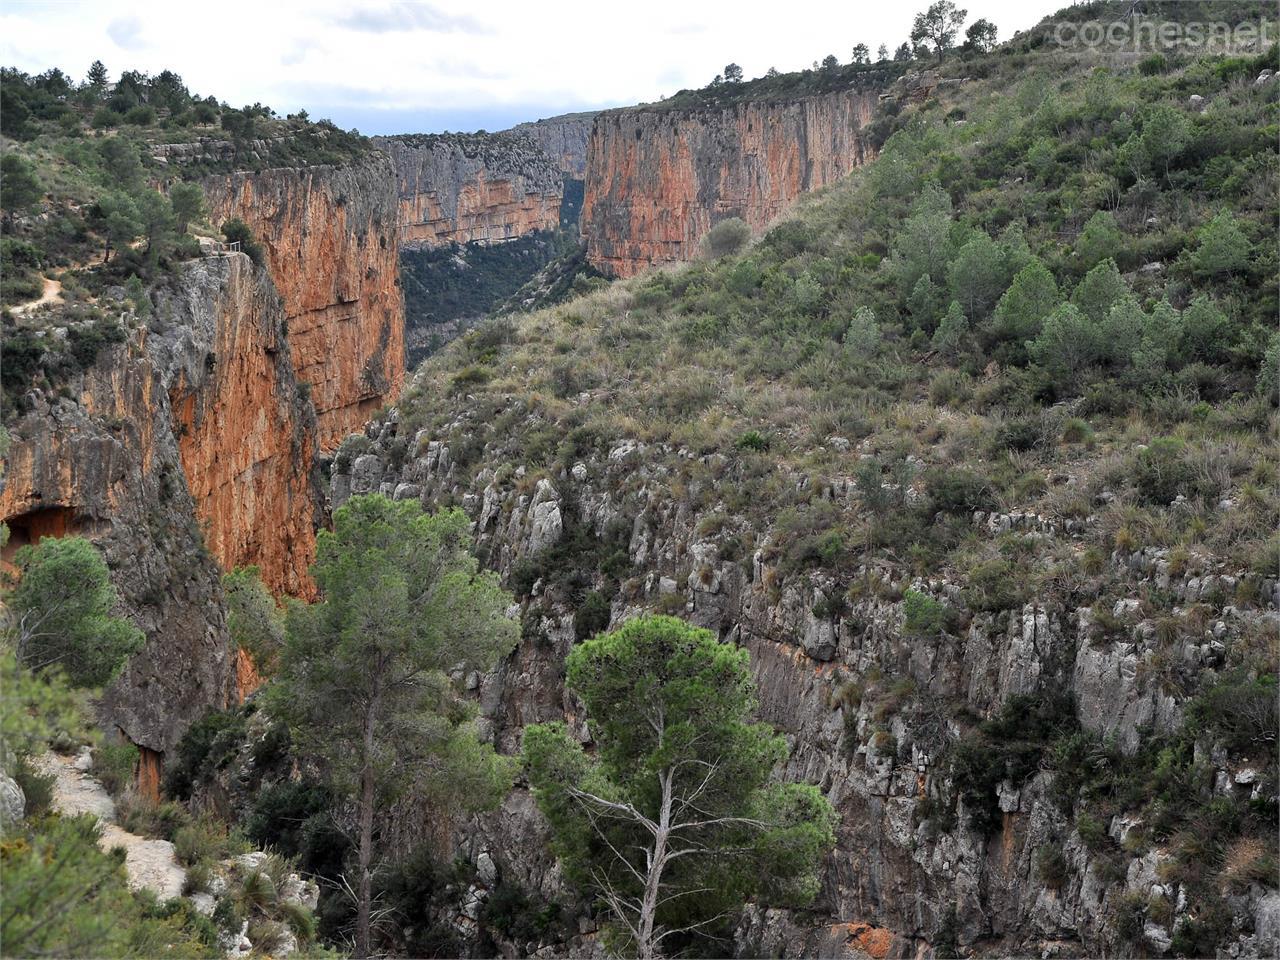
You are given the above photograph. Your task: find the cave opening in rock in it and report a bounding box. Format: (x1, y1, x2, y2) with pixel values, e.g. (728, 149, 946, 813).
(1, 505, 79, 571)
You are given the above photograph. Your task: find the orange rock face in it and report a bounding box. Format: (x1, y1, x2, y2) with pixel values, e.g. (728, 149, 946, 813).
(0, 293, 239, 754)
(204, 157, 405, 451)
(828, 922, 895, 959)
(168, 256, 321, 599)
(581, 89, 880, 277)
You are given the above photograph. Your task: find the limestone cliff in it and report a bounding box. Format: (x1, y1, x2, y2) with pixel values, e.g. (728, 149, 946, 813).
(329, 414, 1279, 959)
(375, 133, 562, 248)
(509, 112, 596, 179)
(581, 89, 879, 277)
(162, 257, 323, 600)
(203, 156, 405, 451)
(0, 258, 299, 756)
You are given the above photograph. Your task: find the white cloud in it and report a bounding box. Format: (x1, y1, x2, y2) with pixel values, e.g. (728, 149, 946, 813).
(3, 0, 1066, 133)
(105, 15, 144, 50)
(335, 2, 490, 34)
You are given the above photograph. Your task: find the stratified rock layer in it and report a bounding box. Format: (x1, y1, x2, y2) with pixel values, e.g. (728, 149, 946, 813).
(581, 90, 879, 277)
(204, 157, 405, 451)
(163, 256, 323, 599)
(375, 134, 563, 248)
(331, 418, 1278, 959)
(510, 112, 597, 179)
(0, 259, 289, 754)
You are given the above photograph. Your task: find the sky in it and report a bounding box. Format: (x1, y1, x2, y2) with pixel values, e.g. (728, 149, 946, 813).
(2, 0, 1067, 135)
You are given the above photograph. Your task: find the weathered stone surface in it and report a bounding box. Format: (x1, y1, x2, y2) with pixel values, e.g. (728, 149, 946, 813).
(161, 256, 323, 599)
(527, 478, 563, 554)
(581, 89, 881, 277)
(510, 112, 596, 179)
(0, 774, 24, 826)
(1, 264, 244, 753)
(203, 156, 405, 451)
(375, 133, 562, 248)
(329, 414, 1275, 958)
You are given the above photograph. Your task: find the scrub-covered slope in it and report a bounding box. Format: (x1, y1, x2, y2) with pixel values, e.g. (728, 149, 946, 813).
(337, 12, 1279, 956)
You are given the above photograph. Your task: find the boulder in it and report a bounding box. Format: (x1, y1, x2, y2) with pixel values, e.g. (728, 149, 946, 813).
(0, 774, 25, 826)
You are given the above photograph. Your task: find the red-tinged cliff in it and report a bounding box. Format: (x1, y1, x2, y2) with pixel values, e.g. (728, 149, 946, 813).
(580, 88, 880, 277)
(203, 157, 405, 450)
(0, 254, 330, 757)
(164, 255, 323, 600)
(374, 133, 563, 248)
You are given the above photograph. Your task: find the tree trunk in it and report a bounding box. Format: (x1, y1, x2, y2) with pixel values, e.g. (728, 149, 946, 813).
(355, 701, 377, 958)
(637, 768, 674, 960)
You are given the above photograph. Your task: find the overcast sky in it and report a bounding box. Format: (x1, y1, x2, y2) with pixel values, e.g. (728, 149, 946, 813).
(2, 0, 1067, 135)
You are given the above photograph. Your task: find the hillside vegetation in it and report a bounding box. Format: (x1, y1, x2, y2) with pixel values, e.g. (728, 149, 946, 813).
(377, 7, 1278, 953)
(0, 63, 370, 413)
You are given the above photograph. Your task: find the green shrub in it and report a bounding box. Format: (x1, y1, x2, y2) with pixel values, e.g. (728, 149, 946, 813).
(173, 815, 232, 866)
(1132, 438, 1193, 505)
(1190, 211, 1251, 279)
(1036, 843, 1068, 888)
(963, 557, 1029, 613)
(11, 755, 56, 816)
(93, 741, 139, 797)
(1075, 810, 1110, 852)
(994, 417, 1043, 452)
(734, 430, 771, 452)
(123, 106, 155, 126)
(221, 218, 264, 266)
(1168, 897, 1233, 957)
(926, 467, 993, 515)
(162, 707, 248, 801)
(950, 691, 1077, 835)
(245, 781, 343, 877)
(1138, 53, 1167, 76)
(574, 590, 611, 641)
(1186, 673, 1277, 755)
(903, 589, 948, 637)
(450, 365, 492, 394)
(1061, 417, 1093, 444)
(118, 797, 191, 839)
(7, 536, 143, 689)
(703, 217, 752, 258)
(333, 433, 372, 472)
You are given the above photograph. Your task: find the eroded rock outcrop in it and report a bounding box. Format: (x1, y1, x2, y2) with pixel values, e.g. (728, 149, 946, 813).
(510, 111, 596, 179)
(375, 133, 563, 249)
(160, 256, 323, 599)
(331, 413, 1278, 958)
(204, 156, 405, 450)
(0, 261, 270, 755)
(581, 89, 880, 277)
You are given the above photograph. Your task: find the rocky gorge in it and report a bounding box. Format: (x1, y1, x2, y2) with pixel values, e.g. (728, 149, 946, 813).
(2, 154, 405, 763)
(3, 16, 1277, 956)
(322, 389, 1278, 957)
(581, 86, 882, 277)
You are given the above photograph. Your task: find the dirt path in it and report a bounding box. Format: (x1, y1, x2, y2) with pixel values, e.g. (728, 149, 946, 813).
(38, 752, 187, 901)
(11, 276, 64, 315)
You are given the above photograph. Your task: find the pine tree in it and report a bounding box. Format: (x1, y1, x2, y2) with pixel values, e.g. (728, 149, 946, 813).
(524, 616, 835, 959)
(267, 494, 518, 958)
(86, 60, 109, 94)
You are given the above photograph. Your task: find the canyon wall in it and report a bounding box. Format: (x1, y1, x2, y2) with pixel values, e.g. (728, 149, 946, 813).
(329, 415, 1278, 959)
(375, 133, 563, 249)
(203, 156, 405, 451)
(0, 258, 297, 756)
(580, 89, 879, 277)
(509, 112, 596, 179)
(163, 256, 323, 600)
